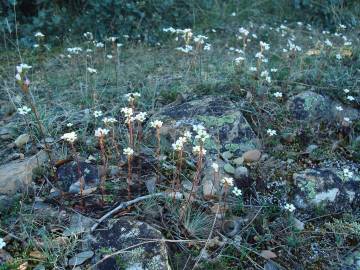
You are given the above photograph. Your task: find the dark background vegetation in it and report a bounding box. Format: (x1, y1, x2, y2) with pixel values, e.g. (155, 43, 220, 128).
(0, 0, 359, 46)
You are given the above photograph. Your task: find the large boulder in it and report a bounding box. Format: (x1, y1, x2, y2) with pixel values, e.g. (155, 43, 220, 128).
(287, 91, 358, 122)
(146, 96, 260, 199)
(89, 218, 171, 270)
(0, 150, 47, 195)
(292, 165, 359, 212)
(146, 96, 260, 156)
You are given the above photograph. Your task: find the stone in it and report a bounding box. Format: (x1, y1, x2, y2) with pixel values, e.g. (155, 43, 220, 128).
(0, 151, 47, 195)
(221, 151, 233, 161)
(203, 180, 217, 199)
(292, 217, 305, 231)
(232, 157, 244, 166)
(292, 165, 360, 212)
(224, 163, 235, 174)
(305, 144, 318, 153)
(342, 250, 360, 270)
(287, 91, 359, 122)
(242, 149, 261, 163)
(68, 251, 94, 266)
(145, 177, 157, 194)
(146, 96, 259, 157)
(63, 213, 95, 236)
(108, 165, 120, 177)
(56, 161, 100, 194)
(14, 133, 30, 147)
(234, 166, 249, 180)
(89, 218, 171, 270)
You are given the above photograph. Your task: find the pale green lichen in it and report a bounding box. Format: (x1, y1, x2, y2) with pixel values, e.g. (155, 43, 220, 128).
(299, 180, 317, 199)
(197, 114, 237, 128)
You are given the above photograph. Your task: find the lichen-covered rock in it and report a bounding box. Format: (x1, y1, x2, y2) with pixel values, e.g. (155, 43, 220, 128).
(0, 150, 47, 195)
(146, 96, 259, 156)
(293, 166, 359, 212)
(56, 161, 100, 194)
(287, 91, 358, 122)
(90, 218, 171, 270)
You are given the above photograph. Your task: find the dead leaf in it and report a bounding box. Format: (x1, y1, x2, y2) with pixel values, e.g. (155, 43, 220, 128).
(18, 262, 28, 270)
(29, 250, 45, 260)
(260, 250, 277, 259)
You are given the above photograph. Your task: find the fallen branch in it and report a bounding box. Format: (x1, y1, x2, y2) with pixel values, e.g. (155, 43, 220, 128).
(90, 191, 182, 232)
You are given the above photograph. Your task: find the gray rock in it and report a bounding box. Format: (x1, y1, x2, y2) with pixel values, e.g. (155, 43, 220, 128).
(305, 144, 318, 153)
(63, 213, 95, 236)
(342, 250, 360, 270)
(288, 91, 359, 122)
(292, 217, 305, 231)
(14, 133, 30, 147)
(224, 163, 235, 174)
(234, 166, 249, 180)
(0, 150, 47, 195)
(242, 149, 261, 163)
(90, 218, 171, 270)
(57, 161, 100, 194)
(293, 166, 360, 212)
(68, 251, 94, 266)
(221, 151, 233, 161)
(145, 96, 259, 157)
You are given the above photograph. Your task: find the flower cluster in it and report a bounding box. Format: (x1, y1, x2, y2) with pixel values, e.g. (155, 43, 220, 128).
(221, 177, 234, 187)
(95, 128, 109, 137)
(18, 106, 31, 115)
(150, 120, 163, 129)
(0, 238, 6, 249)
(284, 203, 296, 212)
(125, 92, 141, 103)
(121, 107, 134, 121)
(123, 147, 134, 156)
(232, 187, 242, 197)
(61, 131, 77, 143)
(103, 117, 118, 124)
(193, 124, 210, 142)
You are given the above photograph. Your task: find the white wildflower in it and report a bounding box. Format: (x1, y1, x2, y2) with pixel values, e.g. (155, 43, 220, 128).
(66, 123, 73, 127)
(232, 187, 242, 197)
(106, 54, 113, 59)
(335, 106, 343, 111)
(102, 117, 118, 124)
(343, 168, 353, 178)
(336, 54, 342, 60)
(16, 63, 32, 73)
(212, 162, 219, 173)
(94, 127, 109, 137)
(34, 32, 45, 38)
(124, 92, 141, 103)
(61, 131, 77, 143)
(0, 238, 6, 249)
(343, 89, 350, 93)
(18, 106, 31, 115)
(347, 96, 355, 101)
(123, 147, 134, 156)
(270, 68, 278, 73)
(221, 177, 234, 187)
(325, 39, 333, 47)
(134, 112, 147, 122)
(260, 41, 270, 50)
(284, 203, 296, 212)
(87, 67, 97, 74)
(121, 107, 133, 120)
(93, 110, 103, 118)
(204, 43, 211, 51)
(273, 92, 283, 98)
(192, 145, 206, 155)
(150, 120, 163, 129)
(267, 129, 277, 136)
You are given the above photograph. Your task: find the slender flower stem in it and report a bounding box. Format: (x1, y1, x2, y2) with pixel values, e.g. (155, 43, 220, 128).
(127, 155, 132, 200)
(156, 128, 161, 183)
(70, 143, 84, 198)
(98, 136, 107, 194)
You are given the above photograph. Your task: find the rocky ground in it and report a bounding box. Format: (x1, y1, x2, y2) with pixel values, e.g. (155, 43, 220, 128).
(0, 19, 359, 270)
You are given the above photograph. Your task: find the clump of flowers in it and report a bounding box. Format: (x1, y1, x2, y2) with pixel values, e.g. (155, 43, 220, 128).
(232, 187, 242, 197)
(267, 129, 277, 136)
(284, 203, 296, 213)
(18, 106, 31, 115)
